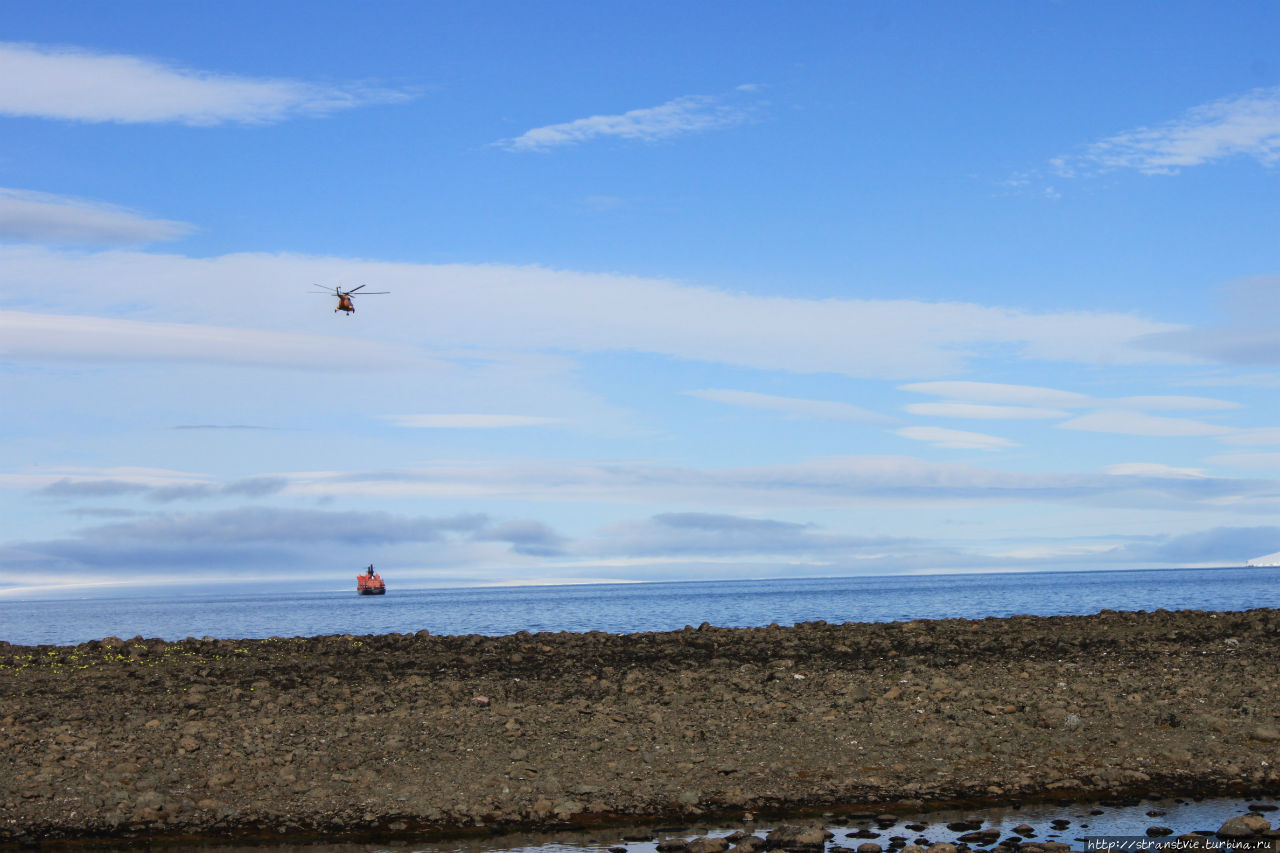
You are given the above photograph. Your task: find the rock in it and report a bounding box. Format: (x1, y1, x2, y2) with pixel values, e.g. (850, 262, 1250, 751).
(1254, 727, 1280, 742)
(1243, 815, 1273, 833)
(7, 609, 1280, 845)
(857, 844, 883, 853)
(686, 837, 731, 853)
(957, 830, 1001, 845)
(552, 799, 583, 817)
(766, 825, 828, 851)
(1146, 827, 1173, 837)
(1218, 817, 1263, 839)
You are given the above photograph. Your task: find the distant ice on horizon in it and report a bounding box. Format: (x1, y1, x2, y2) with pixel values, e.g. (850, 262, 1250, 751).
(1246, 551, 1280, 567)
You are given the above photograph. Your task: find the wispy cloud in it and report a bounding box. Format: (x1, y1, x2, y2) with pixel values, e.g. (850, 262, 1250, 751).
(1058, 410, 1237, 438)
(904, 402, 1068, 420)
(20, 455, 1277, 515)
(901, 381, 1257, 439)
(496, 89, 758, 152)
(273, 455, 1270, 511)
(586, 512, 913, 558)
(0, 311, 418, 369)
(472, 520, 567, 556)
(895, 426, 1019, 451)
(0, 41, 413, 125)
(2, 507, 571, 581)
(1221, 427, 1280, 447)
(171, 424, 279, 431)
(1104, 462, 1207, 479)
(0, 247, 1186, 379)
(382, 414, 564, 429)
(901, 381, 1237, 412)
(0, 188, 193, 245)
(1055, 85, 1280, 176)
(38, 475, 287, 502)
(1207, 453, 1280, 470)
(1117, 525, 1280, 565)
(686, 389, 897, 425)
(1141, 276, 1280, 367)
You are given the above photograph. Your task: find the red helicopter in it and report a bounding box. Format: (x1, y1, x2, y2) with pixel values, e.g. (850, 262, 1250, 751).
(313, 283, 389, 314)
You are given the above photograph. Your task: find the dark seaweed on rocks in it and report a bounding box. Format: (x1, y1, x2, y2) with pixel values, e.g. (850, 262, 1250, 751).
(2, 608, 1280, 845)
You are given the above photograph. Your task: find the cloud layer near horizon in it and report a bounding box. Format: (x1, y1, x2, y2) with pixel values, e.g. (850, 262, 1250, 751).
(12, 456, 1276, 512)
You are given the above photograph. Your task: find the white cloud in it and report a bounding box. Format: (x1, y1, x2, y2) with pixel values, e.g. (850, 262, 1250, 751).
(583, 512, 912, 559)
(1105, 462, 1207, 479)
(0, 187, 193, 244)
(1115, 395, 1242, 411)
(496, 90, 756, 151)
(0, 247, 1186, 378)
(1220, 428, 1280, 447)
(1179, 372, 1280, 389)
(1058, 410, 1237, 437)
(1206, 453, 1280, 470)
(1058, 85, 1280, 176)
(904, 402, 1068, 420)
(0, 41, 411, 125)
(382, 414, 564, 429)
(9, 456, 1279, 518)
(901, 381, 1236, 412)
(1140, 276, 1280, 368)
(140, 456, 1280, 513)
(686, 389, 896, 424)
(895, 426, 1019, 451)
(0, 466, 211, 492)
(0, 311, 418, 368)
(900, 381, 1093, 408)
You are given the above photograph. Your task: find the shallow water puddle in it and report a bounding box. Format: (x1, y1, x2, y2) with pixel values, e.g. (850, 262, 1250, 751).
(78, 795, 1278, 853)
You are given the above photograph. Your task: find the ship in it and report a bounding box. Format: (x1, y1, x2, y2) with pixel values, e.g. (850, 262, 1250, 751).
(357, 565, 386, 595)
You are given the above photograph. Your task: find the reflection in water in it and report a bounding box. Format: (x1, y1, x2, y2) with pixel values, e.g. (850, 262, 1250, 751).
(80, 796, 1277, 853)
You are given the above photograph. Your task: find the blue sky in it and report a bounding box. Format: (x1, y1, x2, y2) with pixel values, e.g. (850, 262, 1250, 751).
(4, 1, 1280, 595)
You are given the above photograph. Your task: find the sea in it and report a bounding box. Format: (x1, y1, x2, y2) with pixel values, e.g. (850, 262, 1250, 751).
(2, 565, 1278, 647)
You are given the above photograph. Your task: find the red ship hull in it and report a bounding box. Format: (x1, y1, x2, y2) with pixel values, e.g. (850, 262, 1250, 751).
(357, 570, 386, 595)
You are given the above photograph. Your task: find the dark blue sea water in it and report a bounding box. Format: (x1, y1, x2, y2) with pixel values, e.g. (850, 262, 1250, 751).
(3, 565, 1278, 647)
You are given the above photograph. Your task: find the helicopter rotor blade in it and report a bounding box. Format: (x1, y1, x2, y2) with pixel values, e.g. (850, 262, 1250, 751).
(348, 284, 367, 293)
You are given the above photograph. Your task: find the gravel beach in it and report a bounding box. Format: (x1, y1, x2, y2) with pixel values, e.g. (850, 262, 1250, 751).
(2, 608, 1279, 846)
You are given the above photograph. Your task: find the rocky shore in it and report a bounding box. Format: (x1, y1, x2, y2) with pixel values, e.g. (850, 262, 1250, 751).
(3, 608, 1280, 846)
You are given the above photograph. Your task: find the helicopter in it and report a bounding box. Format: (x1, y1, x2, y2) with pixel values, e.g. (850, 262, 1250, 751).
(312, 283, 389, 314)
